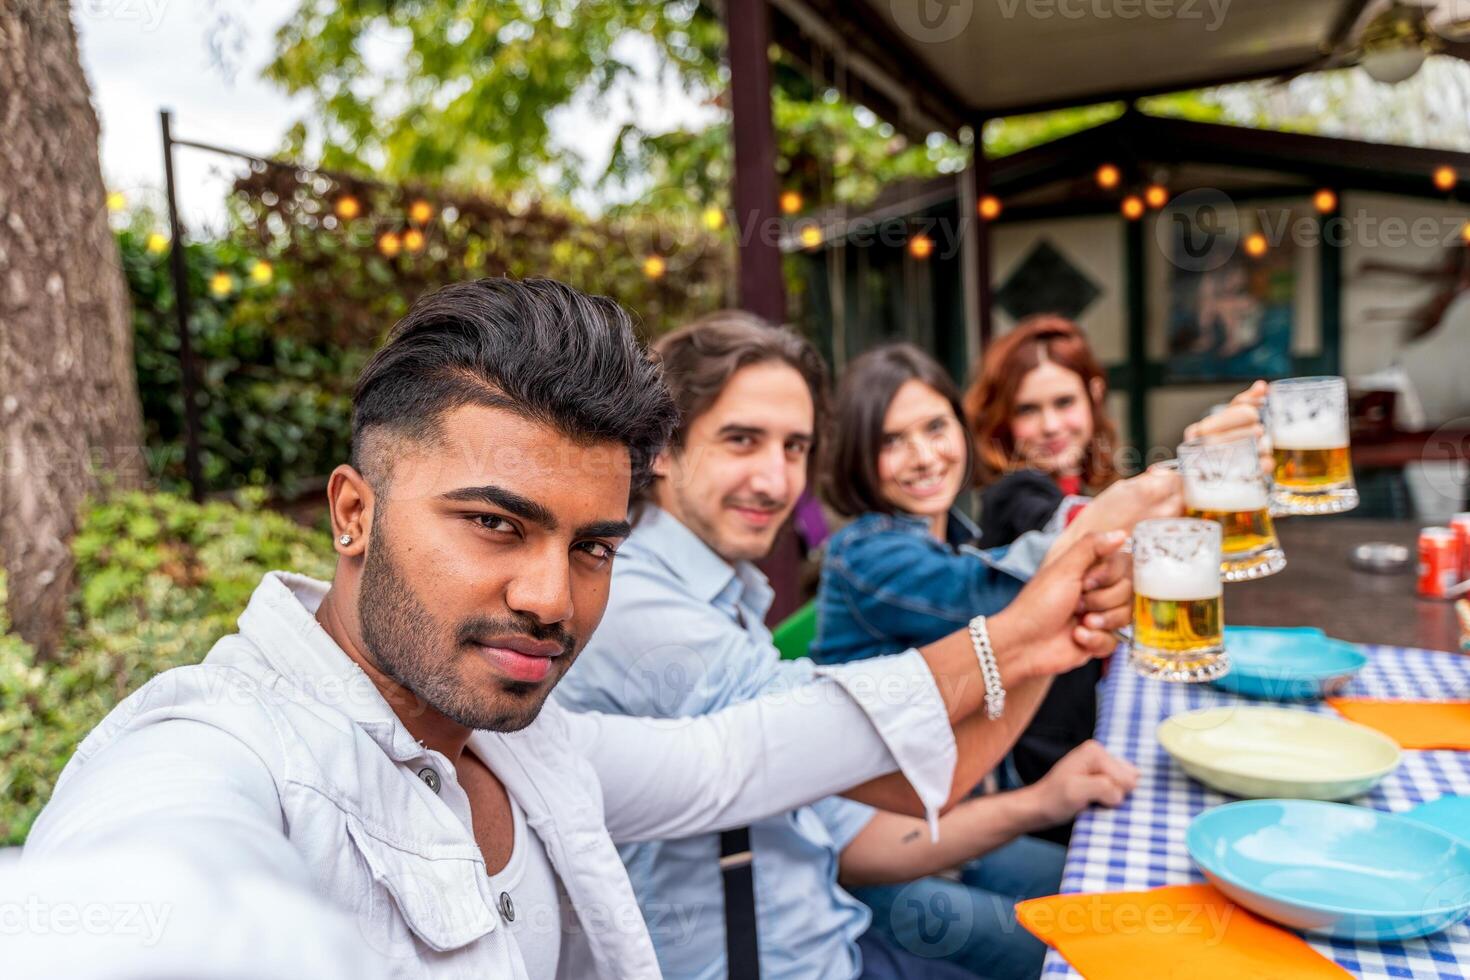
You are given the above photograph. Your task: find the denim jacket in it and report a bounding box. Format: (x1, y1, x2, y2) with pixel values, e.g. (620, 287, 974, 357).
(811, 508, 1058, 666)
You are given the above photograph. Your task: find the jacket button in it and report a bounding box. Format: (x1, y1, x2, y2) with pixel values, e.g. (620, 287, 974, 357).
(498, 891, 515, 923)
(417, 766, 441, 794)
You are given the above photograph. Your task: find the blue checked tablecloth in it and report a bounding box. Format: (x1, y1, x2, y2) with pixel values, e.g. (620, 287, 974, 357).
(1044, 644, 1470, 979)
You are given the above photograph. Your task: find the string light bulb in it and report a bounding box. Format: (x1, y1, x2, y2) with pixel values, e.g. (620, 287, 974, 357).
(335, 195, 361, 220)
(978, 195, 1002, 220)
(1144, 184, 1169, 209)
(1460, 221, 1470, 244)
(408, 199, 434, 224)
(1313, 189, 1338, 214)
(702, 207, 726, 231)
(907, 233, 934, 260)
(378, 232, 402, 257)
(1121, 196, 1145, 221)
(1434, 166, 1457, 192)
(799, 224, 823, 249)
(1096, 164, 1121, 190)
(1244, 232, 1269, 258)
(145, 232, 169, 255)
(779, 190, 803, 215)
(208, 272, 234, 298)
(642, 254, 667, 280)
(249, 260, 273, 285)
(403, 228, 426, 253)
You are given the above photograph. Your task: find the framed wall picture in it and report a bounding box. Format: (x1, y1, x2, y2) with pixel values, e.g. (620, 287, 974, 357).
(1165, 226, 1295, 381)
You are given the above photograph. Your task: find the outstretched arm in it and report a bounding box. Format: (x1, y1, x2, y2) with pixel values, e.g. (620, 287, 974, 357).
(19, 720, 371, 979)
(584, 531, 1132, 841)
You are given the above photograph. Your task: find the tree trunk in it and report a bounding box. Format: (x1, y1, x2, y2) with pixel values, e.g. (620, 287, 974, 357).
(0, 0, 144, 658)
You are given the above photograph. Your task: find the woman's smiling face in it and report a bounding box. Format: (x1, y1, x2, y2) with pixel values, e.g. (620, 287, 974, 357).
(1008, 360, 1096, 478)
(876, 379, 968, 522)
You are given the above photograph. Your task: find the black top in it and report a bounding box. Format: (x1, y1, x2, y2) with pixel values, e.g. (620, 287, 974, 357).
(977, 469, 1066, 549)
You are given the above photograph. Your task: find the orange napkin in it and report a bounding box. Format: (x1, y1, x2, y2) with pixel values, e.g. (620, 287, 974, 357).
(1326, 698, 1470, 750)
(1016, 884, 1350, 979)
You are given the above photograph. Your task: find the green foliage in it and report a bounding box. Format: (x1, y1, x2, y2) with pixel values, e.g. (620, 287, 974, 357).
(119, 222, 363, 496)
(0, 490, 333, 844)
(267, 0, 718, 194)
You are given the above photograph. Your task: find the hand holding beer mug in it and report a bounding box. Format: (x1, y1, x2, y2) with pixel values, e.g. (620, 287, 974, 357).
(1267, 376, 1359, 515)
(1178, 435, 1286, 581)
(1131, 518, 1228, 683)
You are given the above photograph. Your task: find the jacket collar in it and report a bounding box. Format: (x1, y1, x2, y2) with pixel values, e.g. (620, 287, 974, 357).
(884, 506, 981, 549)
(235, 571, 429, 763)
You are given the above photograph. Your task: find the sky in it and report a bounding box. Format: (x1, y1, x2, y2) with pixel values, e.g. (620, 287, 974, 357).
(74, 0, 717, 230)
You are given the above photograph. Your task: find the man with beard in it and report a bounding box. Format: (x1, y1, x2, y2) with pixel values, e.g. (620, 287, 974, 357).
(16, 278, 1131, 979)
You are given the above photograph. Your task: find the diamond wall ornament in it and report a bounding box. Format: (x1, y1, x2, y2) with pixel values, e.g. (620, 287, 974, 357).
(994, 239, 1102, 322)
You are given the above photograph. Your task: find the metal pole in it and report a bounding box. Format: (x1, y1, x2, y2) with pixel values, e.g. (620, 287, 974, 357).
(159, 110, 205, 502)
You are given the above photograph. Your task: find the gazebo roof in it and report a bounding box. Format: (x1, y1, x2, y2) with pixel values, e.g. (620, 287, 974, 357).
(783, 111, 1470, 248)
(761, 0, 1379, 132)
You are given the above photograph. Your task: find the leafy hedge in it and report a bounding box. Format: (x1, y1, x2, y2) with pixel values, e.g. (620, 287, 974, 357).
(0, 489, 334, 844)
(120, 225, 365, 497)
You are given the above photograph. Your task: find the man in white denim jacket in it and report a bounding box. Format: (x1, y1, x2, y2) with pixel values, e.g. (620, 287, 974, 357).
(16, 279, 1133, 979)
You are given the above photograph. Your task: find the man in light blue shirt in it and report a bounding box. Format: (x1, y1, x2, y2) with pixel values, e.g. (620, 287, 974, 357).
(555, 311, 1151, 979)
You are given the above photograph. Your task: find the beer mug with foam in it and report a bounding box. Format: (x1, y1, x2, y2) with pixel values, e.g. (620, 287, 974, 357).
(1131, 518, 1228, 682)
(1178, 434, 1286, 581)
(1267, 376, 1358, 515)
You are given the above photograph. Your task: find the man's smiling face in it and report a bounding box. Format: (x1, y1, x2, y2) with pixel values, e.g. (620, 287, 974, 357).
(653, 360, 815, 564)
(353, 402, 632, 732)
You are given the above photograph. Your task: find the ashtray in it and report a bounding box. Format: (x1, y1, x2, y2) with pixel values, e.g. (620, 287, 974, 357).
(1349, 542, 1411, 574)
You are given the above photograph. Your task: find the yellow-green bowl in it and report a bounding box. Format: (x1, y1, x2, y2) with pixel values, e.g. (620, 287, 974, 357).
(1157, 706, 1401, 800)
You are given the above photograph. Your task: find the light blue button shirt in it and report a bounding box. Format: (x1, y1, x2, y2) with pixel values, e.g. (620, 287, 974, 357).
(555, 506, 878, 980)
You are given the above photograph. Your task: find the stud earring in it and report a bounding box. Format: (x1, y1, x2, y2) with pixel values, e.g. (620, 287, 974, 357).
(339, 534, 353, 546)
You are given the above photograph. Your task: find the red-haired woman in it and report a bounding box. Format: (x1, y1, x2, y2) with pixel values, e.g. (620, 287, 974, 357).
(964, 314, 1268, 548)
(964, 315, 1121, 548)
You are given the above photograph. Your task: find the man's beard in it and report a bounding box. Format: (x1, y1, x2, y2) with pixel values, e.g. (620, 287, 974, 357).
(357, 514, 574, 732)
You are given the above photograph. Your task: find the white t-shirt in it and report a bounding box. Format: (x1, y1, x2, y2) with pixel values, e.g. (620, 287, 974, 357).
(487, 793, 566, 980)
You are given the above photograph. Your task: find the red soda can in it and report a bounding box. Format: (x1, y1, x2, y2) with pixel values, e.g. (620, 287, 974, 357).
(1451, 513, 1470, 581)
(1419, 527, 1460, 599)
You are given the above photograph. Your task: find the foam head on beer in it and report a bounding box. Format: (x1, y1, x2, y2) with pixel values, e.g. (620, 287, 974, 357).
(1183, 479, 1270, 516)
(1270, 411, 1349, 453)
(1134, 549, 1223, 602)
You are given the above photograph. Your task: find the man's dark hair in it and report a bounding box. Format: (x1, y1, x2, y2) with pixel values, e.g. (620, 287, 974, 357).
(352, 277, 677, 495)
(820, 342, 973, 518)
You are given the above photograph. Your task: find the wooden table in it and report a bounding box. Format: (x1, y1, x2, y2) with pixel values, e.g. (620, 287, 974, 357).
(1229, 518, 1463, 653)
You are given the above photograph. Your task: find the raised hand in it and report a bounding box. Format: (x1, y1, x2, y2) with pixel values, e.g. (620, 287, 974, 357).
(990, 530, 1131, 682)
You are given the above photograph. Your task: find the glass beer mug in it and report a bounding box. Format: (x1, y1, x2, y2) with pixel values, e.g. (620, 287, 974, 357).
(1267, 376, 1358, 515)
(1178, 435, 1286, 581)
(1130, 518, 1228, 683)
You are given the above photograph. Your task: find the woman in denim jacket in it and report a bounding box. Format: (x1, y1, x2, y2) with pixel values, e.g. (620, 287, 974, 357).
(807, 344, 1101, 980)
(812, 344, 1104, 797)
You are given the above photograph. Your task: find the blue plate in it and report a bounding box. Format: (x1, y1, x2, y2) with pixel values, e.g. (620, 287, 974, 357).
(1211, 626, 1368, 701)
(1187, 799, 1470, 940)
(1403, 796, 1470, 845)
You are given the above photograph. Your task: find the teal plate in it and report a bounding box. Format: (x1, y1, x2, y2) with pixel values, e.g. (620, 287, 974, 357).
(1211, 626, 1368, 701)
(1403, 796, 1470, 845)
(1188, 799, 1470, 940)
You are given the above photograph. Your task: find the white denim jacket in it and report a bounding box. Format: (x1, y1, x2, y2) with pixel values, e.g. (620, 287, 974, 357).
(19, 572, 957, 979)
